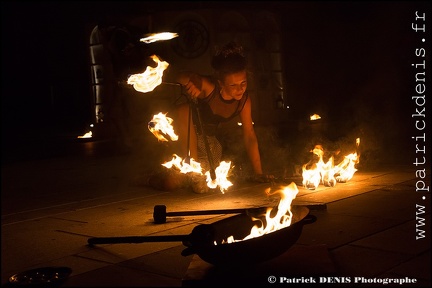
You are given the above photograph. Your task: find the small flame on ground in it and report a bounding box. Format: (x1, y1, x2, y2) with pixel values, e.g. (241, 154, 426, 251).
(222, 182, 299, 244)
(148, 112, 178, 142)
(127, 55, 169, 93)
(310, 114, 321, 120)
(77, 131, 92, 138)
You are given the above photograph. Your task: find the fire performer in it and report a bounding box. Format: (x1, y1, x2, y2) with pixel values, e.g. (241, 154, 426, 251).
(145, 42, 273, 193)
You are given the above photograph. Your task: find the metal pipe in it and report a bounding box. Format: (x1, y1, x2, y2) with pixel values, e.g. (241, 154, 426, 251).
(190, 99, 216, 180)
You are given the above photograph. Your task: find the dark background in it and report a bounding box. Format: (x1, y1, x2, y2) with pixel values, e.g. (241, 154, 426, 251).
(1, 1, 431, 166)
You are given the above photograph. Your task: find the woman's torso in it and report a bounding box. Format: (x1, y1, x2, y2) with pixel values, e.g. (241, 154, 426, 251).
(196, 81, 248, 126)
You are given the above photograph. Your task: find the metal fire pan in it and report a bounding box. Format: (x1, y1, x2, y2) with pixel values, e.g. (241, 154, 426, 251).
(181, 205, 316, 266)
(87, 206, 316, 266)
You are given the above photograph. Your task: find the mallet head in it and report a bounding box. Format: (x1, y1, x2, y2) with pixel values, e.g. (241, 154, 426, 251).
(153, 205, 167, 224)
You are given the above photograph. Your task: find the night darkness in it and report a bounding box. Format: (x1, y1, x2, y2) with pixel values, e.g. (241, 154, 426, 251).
(1, 1, 431, 165)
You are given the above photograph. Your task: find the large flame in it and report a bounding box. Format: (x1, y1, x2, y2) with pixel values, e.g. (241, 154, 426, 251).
(302, 145, 336, 190)
(161, 155, 233, 193)
(223, 182, 299, 243)
(333, 152, 359, 182)
(205, 161, 233, 194)
(148, 112, 178, 142)
(302, 139, 360, 189)
(127, 55, 169, 93)
(334, 137, 360, 182)
(162, 154, 202, 174)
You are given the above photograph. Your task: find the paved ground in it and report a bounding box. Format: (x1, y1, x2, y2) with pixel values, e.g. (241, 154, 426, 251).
(1, 137, 430, 287)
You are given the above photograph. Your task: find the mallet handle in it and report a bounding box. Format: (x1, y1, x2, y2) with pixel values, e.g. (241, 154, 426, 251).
(88, 235, 187, 245)
(153, 204, 268, 224)
(166, 208, 260, 216)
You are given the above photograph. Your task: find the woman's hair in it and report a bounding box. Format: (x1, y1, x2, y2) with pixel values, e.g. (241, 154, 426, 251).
(211, 41, 247, 80)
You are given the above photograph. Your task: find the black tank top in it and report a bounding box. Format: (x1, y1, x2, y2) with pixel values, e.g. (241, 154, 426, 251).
(192, 82, 248, 136)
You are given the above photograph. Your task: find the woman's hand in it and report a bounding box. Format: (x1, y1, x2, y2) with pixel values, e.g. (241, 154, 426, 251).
(183, 80, 201, 98)
(179, 72, 203, 99)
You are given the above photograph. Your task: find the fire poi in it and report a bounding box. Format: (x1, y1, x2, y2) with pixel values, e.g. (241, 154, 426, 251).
(127, 55, 169, 93)
(139, 32, 178, 44)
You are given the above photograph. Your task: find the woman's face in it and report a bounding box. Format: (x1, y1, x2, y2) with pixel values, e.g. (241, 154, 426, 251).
(220, 70, 247, 100)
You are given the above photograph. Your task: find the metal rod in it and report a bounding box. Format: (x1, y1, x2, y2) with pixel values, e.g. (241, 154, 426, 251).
(184, 102, 192, 164)
(88, 235, 187, 246)
(165, 207, 263, 217)
(190, 99, 216, 180)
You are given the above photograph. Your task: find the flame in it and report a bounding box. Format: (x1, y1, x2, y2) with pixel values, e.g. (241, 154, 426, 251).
(320, 156, 337, 187)
(148, 112, 178, 142)
(77, 131, 92, 138)
(205, 161, 233, 194)
(334, 138, 360, 182)
(302, 139, 360, 189)
(162, 154, 202, 174)
(223, 182, 299, 243)
(302, 145, 330, 190)
(310, 114, 321, 120)
(161, 155, 233, 193)
(333, 152, 359, 183)
(127, 55, 169, 93)
(140, 32, 178, 44)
